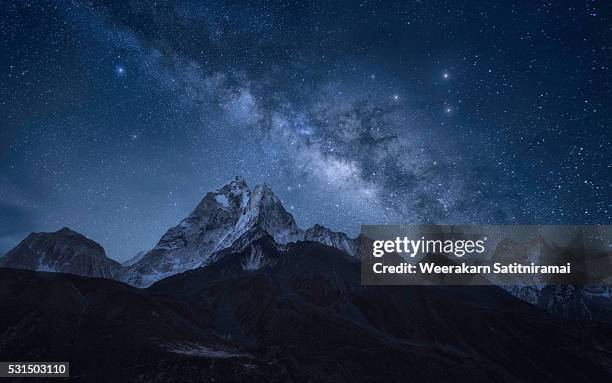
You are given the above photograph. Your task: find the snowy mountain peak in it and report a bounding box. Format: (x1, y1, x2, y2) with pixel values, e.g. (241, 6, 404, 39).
(192, 176, 250, 214)
(243, 184, 300, 238)
(215, 176, 249, 201)
(119, 177, 357, 287)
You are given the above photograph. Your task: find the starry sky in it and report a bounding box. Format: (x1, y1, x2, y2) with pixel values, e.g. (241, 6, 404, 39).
(1, 0, 610, 261)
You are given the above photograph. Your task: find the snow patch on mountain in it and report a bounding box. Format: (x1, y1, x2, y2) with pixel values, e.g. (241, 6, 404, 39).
(163, 342, 247, 358)
(215, 194, 230, 208)
(242, 245, 265, 271)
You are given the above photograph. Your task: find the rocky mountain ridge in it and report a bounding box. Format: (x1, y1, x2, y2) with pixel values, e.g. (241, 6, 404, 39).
(1, 177, 360, 288)
(0, 227, 121, 278)
(2, 177, 609, 322)
(119, 176, 359, 286)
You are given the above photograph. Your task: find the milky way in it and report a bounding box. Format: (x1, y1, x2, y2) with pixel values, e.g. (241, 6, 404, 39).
(1, 1, 610, 260)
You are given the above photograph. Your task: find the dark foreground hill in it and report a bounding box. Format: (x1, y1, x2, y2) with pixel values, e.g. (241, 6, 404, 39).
(0, 269, 285, 382)
(1, 238, 612, 382)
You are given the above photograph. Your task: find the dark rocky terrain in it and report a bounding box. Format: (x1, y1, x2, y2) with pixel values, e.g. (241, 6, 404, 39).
(2, 237, 612, 382)
(0, 267, 286, 382)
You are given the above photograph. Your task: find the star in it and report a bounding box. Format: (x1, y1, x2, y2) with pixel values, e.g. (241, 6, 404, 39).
(442, 72, 449, 80)
(115, 65, 126, 77)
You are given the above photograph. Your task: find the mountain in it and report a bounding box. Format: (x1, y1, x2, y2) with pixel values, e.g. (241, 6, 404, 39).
(303, 223, 359, 256)
(0, 178, 360, 287)
(3, 178, 610, 325)
(0, 227, 121, 278)
(2, 240, 612, 382)
(120, 177, 358, 287)
(2, 187, 612, 381)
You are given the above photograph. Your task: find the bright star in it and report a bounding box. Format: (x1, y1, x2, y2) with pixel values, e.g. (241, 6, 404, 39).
(442, 72, 449, 80)
(115, 65, 126, 77)
(392, 94, 400, 101)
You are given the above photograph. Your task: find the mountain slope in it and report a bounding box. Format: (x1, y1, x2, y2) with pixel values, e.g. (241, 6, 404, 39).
(303, 223, 359, 256)
(0, 227, 121, 278)
(149, 238, 612, 382)
(0, 268, 287, 382)
(2, 240, 612, 382)
(121, 177, 358, 287)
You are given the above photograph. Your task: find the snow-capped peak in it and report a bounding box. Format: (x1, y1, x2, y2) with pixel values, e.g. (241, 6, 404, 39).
(240, 184, 302, 244)
(119, 177, 357, 287)
(192, 176, 250, 215)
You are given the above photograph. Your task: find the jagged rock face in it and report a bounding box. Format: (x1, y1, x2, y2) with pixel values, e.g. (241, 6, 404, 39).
(120, 177, 307, 287)
(120, 177, 252, 286)
(304, 224, 359, 257)
(0, 227, 121, 278)
(538, 285, 592, 320)
(241, 184, 303, 244)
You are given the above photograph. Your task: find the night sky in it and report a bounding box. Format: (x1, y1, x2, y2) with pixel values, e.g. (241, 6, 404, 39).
(1, 1, 610, 261)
